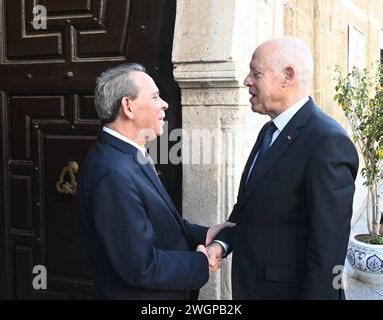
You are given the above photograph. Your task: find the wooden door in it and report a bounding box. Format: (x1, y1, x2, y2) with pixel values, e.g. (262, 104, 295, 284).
(0, 0, 181, 299)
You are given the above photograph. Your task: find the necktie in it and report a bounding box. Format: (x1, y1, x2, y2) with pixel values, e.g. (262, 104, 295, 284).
(255, 121, 277, 162)
(246, 121, 277, 184)
(144, 151, 158, 175)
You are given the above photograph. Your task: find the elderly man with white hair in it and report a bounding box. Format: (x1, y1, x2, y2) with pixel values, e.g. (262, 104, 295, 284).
(209, 37, 359, 300)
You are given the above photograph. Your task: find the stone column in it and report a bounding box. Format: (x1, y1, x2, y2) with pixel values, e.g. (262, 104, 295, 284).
(172, 0, 283, 299)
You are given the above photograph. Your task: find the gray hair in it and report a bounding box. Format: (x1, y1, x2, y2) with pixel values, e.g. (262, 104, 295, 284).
(94, 63, 146, 123)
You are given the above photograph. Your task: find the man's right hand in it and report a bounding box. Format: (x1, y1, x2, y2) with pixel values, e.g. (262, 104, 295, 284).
(206, 243, 224, 273)
(197, 244, 222, 274)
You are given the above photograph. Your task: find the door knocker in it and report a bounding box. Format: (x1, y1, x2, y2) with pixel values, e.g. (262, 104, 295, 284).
(56, 161, 79, 195)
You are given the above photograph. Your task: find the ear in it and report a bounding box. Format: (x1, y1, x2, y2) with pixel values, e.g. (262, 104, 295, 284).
(120, 96, 135, 120)
(284, 66, 295, 81)
(281, 66, 295, 88)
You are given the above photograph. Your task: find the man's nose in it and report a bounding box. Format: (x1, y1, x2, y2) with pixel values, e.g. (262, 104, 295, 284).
(244, 74, 252, 87)
(161, 98, 169, 110)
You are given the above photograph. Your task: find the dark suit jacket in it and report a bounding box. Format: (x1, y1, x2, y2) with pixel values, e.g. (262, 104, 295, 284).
(77, 131, 209, 299)
(218, 98, 359, 300)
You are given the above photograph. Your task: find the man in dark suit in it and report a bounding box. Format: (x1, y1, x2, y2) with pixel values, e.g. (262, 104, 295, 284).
(208, 37, 359, 299)
(77, 63, 231, 299)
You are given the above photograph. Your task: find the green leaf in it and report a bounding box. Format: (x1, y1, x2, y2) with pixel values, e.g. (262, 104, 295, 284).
(370, 235, 383, 245)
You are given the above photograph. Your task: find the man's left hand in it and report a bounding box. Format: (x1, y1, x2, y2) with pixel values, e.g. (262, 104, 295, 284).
(206, 221, 235, 246)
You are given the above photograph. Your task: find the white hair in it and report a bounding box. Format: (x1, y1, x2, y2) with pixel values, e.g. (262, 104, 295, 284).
(261, 36, 314, 89)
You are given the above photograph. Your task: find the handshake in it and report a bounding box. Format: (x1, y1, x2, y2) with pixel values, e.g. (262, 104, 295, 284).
(196, 222, 236, 273)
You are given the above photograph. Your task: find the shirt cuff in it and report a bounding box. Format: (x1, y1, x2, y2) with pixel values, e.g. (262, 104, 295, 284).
(212, 240, 229, 257)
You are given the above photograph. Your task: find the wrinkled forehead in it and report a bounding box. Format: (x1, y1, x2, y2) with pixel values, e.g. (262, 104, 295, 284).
(249, 50, 267, 70)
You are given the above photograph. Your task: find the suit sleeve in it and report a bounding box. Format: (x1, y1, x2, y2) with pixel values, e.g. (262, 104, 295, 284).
(88, 172, 209, 291)
(301, 133, 358, 299)
(182, 220, 209, 248)
(213, 205, 239, 256)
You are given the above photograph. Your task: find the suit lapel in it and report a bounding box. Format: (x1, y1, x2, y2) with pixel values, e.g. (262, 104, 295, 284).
(139, 162, 181, 218)
(98, 131, 187, 234)
(237, 123, 270, 199)
(237, 98, 316, 211)
(139, 163, 194, 247)
(238, 126, 298, 209)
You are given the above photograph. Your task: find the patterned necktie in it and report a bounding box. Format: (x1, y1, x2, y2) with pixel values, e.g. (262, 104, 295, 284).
(246, 121, 278, 184)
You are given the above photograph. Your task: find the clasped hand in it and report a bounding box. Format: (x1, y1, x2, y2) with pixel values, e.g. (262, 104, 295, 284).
(196, 221, 235, 274)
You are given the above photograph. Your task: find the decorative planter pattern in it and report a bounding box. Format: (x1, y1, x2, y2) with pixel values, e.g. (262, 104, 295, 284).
(347, 235, 383, 284)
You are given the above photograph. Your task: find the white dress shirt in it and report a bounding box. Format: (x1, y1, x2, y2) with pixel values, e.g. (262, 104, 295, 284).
(271, 95, 309, 144)
(102, 126, 147, 156)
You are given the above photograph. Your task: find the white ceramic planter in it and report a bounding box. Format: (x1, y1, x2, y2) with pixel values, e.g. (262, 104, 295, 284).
(347, 235, 383, 284)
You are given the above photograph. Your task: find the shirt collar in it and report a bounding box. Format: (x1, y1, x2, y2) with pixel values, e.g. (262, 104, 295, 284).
(102, 126, 147, 156)
(272, 96, 309, 132)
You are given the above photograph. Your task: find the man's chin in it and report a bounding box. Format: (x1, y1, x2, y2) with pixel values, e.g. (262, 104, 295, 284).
(251, 103, 266, 115)
(145, 134, 159, 141)
(149, 130, 162, 139)
(251, 104, 260, 113)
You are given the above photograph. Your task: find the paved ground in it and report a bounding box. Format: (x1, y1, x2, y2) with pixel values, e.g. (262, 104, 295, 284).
(344, 213, 383, 300)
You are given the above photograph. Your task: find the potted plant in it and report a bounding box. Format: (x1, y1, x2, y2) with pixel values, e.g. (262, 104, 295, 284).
(334, 63, 383, 283)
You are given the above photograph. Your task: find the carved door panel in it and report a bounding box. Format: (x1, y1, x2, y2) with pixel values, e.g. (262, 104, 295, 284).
(0, 0, 181, 299)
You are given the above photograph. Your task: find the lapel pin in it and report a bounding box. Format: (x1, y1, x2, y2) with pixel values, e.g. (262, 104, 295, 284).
(287, 135, 292, 140)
